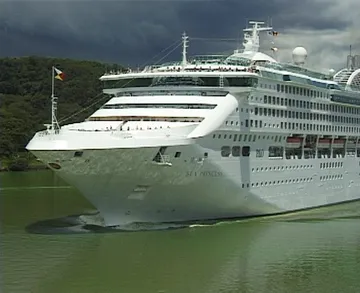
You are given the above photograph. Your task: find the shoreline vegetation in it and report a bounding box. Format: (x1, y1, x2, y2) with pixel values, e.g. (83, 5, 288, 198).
(0, 56, 124, 172)
(0, 154, 49, 172)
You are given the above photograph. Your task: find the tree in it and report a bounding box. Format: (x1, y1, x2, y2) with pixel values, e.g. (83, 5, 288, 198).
(0, 56, 124, 161)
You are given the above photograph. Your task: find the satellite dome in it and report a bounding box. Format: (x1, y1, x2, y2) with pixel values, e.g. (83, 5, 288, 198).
(329, 68, 336, 76)
(292, 47, 308, 65)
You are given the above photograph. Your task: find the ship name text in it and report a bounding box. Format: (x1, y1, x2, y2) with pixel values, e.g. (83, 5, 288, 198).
(186, 171, 223, 177)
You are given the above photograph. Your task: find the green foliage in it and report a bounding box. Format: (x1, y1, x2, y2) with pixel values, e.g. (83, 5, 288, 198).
(0, 56, 123, 161)
(8, 157, 29, 171)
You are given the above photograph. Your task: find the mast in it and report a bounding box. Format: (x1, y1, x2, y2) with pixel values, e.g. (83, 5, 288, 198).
(181, 32, 189, 69)
(243, 21, 273, 52)
(347, 45, 354, 70)
(51, 66, 59, 132)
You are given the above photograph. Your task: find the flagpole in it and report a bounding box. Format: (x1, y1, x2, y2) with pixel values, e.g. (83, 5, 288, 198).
(51, 66, 55, 97)
(51, 66, 59, 132)
(51, 66, 55, 131)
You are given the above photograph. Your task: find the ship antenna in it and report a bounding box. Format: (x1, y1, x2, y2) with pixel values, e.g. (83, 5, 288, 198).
(181, 32, 189, 69)
(348, 45, 354, 70)
(243, 21, 273, 52)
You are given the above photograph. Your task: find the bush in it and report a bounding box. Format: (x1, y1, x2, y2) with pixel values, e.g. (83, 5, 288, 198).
(8, 158, 29, 171)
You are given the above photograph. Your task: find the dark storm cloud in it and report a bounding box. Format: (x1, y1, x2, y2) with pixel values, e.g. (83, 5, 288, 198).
(272, 1, 351, 31)
(0, 0, 354, 66)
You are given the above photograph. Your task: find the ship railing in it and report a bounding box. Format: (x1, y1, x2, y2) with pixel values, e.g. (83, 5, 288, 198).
(67, 128, 114, 132)
(103, 64, 251, 76)
(37, 130, 50, 137)
(113, 131, 186, 139)
(37, 129, 61, 137)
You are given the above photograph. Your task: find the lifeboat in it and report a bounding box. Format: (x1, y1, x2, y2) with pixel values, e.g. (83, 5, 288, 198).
(286, 137, 303, 148)
(318, 138, 331, 149)
(333, 139, 345, 149)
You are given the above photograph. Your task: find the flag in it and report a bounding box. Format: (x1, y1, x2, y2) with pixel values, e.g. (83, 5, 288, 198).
(54, 67, 65, 81)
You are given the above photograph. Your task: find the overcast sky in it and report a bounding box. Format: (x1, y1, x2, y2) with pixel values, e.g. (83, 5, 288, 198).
(0, 0, 359, 71)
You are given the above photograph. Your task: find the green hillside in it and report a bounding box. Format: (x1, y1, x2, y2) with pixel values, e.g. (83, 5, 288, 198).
(0, 56, 123, 170)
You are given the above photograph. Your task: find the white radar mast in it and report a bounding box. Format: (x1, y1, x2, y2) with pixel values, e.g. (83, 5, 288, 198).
(243, 21, 274, 52)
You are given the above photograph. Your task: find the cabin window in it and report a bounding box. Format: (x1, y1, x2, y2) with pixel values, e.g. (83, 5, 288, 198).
(283, 75, 291, 81)
(175, 152, 181, 158)
(221, 146, 231, 157)
(232, 146, 241, 157)
(242, 146, 250, 157)
(226, 77, 257, 87)
(103, 78, 153, 89)
(268, 146, 284, 158)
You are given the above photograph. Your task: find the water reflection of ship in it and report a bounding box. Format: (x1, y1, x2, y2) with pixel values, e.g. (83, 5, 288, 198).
(6, 214, 360, 292)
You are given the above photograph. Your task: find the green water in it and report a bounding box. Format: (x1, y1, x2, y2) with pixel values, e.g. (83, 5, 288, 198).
(1, 171, 360, 293)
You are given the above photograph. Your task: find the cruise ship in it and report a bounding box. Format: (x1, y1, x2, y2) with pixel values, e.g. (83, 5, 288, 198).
(26, 21, 360, 227)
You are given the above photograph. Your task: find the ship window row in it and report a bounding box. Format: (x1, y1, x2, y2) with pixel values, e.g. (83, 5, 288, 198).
(242, 118, 360, 135)
(264, 147, 351, 160)
(213, 133, 283, 143)
(318, 149, 348, 159)
(263, 95, 360, 115)
(219, 144, 357, 160)
(115, 91, 228, 97)
(220, 144, 356, 160)
(221, 146, 250, 157)
(320, 174, 343, 181)
(242, 177, 313, 188)
(103, 76, 257, 88)
(253, 107, 360, 125)
(252, 164, 314, 172)
(89, 116, 203, 122)
(102, 103, 217, 110)
(320, 162, 343, 169)
(287, 149, 352, 160)
(245, 119, 263, 128)
(279, 122, 359, 134)
(266, 146, 349, 160)
(276, 83, 328, 99)
(166, 152, 209, 161)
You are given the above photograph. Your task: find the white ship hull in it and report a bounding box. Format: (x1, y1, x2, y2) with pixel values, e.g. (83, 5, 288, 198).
(25, 21, 360, 226)
(29, 138, 360, 226)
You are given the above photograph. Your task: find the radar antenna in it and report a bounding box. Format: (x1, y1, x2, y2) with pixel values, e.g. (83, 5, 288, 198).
(243, 21, 274, 52)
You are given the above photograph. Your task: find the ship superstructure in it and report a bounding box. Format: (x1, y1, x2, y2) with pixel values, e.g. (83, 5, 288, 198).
(26, 21, 360, 227)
